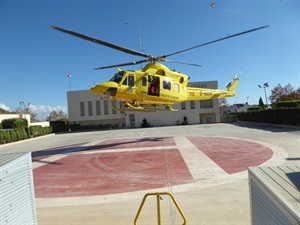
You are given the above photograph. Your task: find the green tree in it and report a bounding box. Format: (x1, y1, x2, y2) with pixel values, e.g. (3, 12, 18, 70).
(258, 97, 265, 109)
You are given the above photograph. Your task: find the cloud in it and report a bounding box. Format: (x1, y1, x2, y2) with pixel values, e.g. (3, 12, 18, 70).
(28, 104, 68, 115)
(0, 103, 10, 111)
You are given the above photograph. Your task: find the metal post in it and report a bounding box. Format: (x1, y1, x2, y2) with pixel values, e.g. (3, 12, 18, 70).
(157, 194, 161, 225)
(263, 86, 268, 107)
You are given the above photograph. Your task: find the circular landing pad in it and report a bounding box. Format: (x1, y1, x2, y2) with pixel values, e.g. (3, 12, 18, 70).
(32, 136, 273, 198)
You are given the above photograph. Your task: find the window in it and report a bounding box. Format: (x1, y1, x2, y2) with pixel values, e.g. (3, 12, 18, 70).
(163, 80, 171, 90)
(96, 100, 101, 115)
(112, 101, 117, 114)
(88, 101, 93, 116)
(80, 102, 85, 116)
(207, 117, 212, 123)
(120, 101, 125, 114)
(190, 100, 195, 109)
(122, 76, 127, 85)
(104, 99, 109, 115)
(181, 102, 186, 110)
(110, 71, 124, 83)
(129, 114, 135, 127)
(128, 75, 134, 86)
(142, 77, 147, 86)
(200, 100, 213, 108)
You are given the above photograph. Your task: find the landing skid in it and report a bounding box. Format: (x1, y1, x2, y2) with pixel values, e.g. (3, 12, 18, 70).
(111, 101, 178, 112)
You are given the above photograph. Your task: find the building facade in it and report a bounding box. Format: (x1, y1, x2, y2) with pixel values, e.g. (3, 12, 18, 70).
(67, 81, 220, 128)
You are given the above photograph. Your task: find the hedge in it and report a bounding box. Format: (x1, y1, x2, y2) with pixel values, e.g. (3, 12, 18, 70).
(237, 108, 300, 126)
(274, 100, 300, 109)
(0, 126, 53, 145)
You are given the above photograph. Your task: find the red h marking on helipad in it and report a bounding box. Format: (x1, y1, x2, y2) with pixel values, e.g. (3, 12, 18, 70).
(186, 136, 273, 174)
(33, 137, 193, 198)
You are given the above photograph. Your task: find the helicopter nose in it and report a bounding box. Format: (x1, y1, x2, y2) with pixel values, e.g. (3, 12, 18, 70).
(90, 82, 118, 97)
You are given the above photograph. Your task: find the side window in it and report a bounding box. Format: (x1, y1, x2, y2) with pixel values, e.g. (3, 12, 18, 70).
(142, 77, 147, 86)
(128, 75, 134, 87)
(163, 80, 171, 90)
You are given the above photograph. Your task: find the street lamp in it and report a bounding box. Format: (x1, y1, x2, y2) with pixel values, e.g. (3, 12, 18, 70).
(258, 83, 269, 108)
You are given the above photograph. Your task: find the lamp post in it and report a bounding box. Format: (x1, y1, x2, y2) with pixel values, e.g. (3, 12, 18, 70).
(258, 83, 269, 108)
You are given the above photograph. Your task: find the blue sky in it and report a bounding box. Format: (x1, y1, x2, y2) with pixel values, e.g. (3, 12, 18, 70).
(1, 0, 299, 119)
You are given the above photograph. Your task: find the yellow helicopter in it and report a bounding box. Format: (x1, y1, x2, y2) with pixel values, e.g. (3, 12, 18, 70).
(51, 25, 268, 112)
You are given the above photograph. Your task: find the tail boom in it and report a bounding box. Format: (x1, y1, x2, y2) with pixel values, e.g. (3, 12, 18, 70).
(186, 75, 239, 101)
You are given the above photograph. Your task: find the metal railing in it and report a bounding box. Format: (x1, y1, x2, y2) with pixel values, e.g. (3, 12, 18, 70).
(134, 192, 187, 225)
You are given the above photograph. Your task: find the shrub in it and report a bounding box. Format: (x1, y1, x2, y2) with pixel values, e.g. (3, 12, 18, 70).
(0, 130, 4, 144)
(1, 118, 28, 129)
(10, 129, 17, 142)
(3, 130, 11, 143)
(29, 125, 53, 137)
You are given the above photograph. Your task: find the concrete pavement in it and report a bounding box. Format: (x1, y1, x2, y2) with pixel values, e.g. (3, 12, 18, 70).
(1, 122, 299, 225)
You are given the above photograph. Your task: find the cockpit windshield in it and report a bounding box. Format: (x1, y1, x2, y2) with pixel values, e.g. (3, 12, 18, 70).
(109, 71, 125, 83)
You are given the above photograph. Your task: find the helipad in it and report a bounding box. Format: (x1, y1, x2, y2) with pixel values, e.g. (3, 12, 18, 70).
(2, 123, 297, 225)
(32, 136, 273, 198)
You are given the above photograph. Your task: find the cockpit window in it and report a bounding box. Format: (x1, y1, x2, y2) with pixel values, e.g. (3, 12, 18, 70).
(110, 71, 124, 83)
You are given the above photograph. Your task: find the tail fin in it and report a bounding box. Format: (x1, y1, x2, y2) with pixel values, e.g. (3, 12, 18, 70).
(226, 72, 240, 94)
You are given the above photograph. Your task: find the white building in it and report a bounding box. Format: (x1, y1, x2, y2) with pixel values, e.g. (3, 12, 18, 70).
(228, 103, 250, 113)
(67, 81, 220, 128)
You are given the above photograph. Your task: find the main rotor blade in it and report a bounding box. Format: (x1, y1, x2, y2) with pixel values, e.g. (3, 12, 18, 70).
(163, 59, 202, 67)
(94, 59, 149, 70)
(51, 25, 150, 58)
(162, 25, 269, 58)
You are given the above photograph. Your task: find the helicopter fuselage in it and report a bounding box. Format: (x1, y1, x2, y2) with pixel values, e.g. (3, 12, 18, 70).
(90, 63, 239, 111)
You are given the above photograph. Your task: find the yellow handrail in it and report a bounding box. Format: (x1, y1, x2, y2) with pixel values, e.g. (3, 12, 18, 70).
(134, 192, 187, 225)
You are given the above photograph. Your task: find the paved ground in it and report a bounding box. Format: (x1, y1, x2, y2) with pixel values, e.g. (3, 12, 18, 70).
(1, 122, 299, 225)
